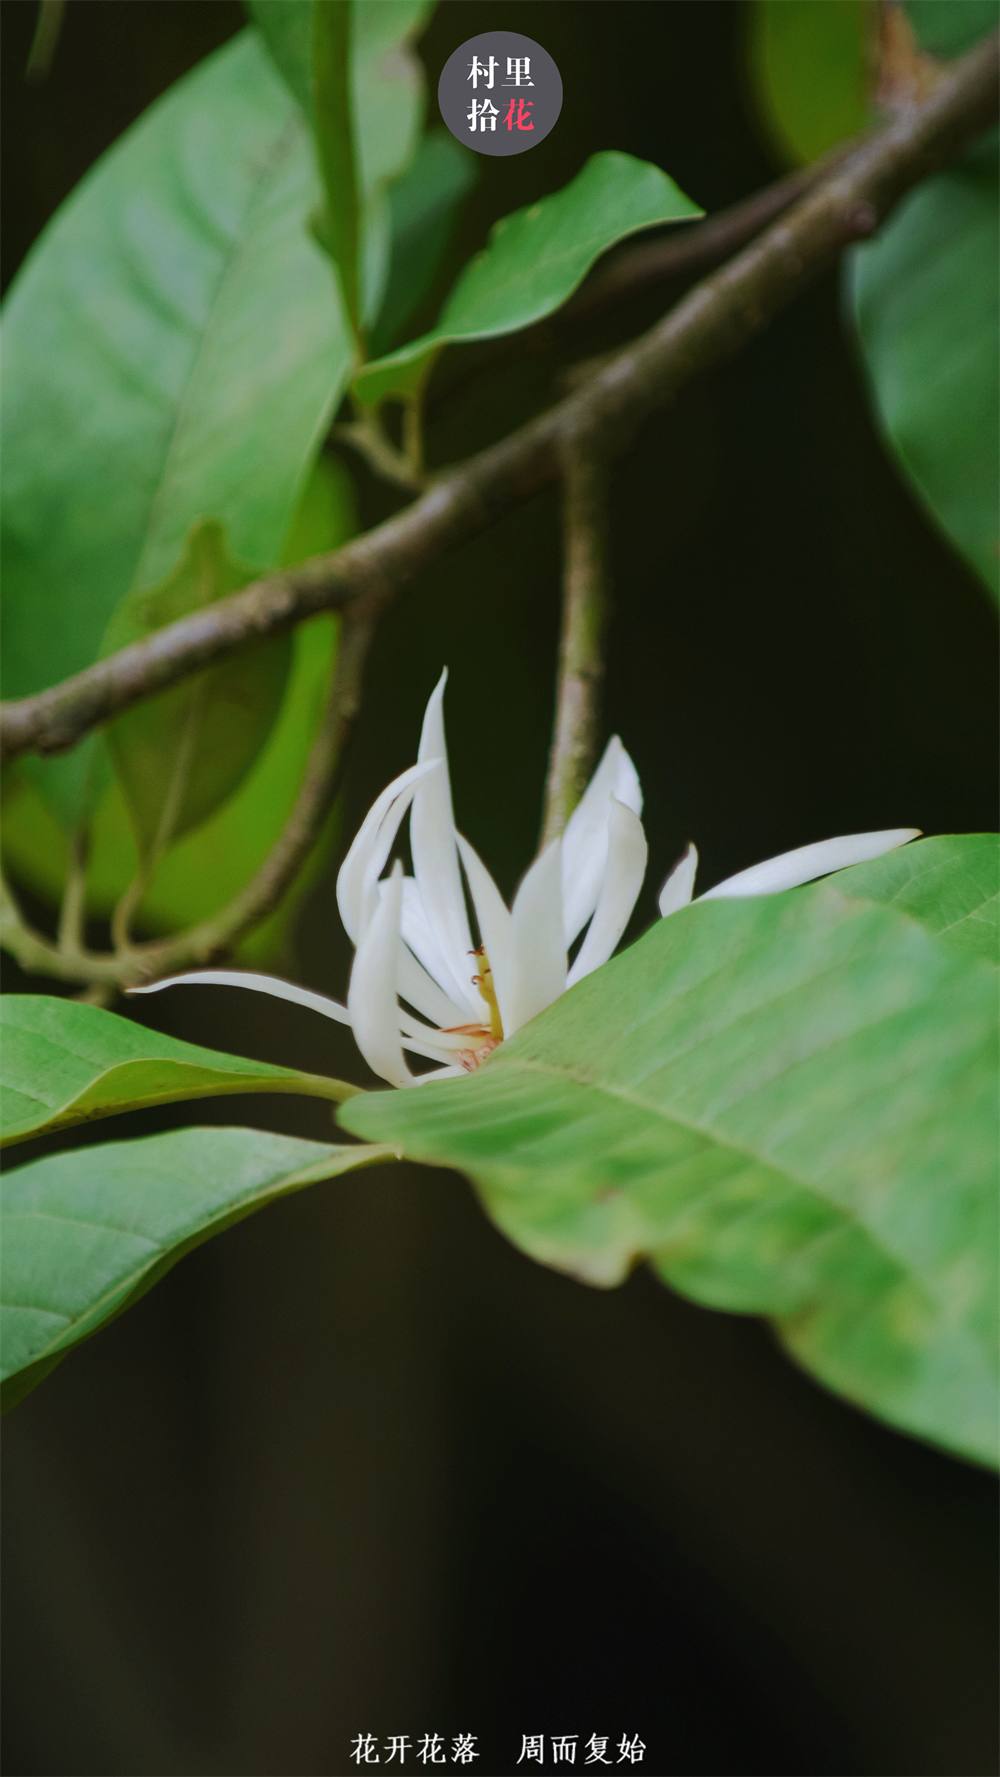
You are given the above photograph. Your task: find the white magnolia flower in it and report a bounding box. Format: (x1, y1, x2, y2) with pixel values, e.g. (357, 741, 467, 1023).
(131, 670, 648, 1088)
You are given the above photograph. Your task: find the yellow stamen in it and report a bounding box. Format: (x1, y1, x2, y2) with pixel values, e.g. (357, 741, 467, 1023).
(472, 945, 504, 1042)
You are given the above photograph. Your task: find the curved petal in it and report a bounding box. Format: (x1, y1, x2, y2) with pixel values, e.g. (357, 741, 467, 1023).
(699, 828, 922, 901)
(336, 759, 440, 944)
(657, 843, 699, 918)
(411, 669, 478, 1012)
(347, 861, 411, 1087)
(561, 737, 643, 944)
(504, 839, 567, 1036)
(396, 935, 469, 1029)
(399, 876, 477, 1019)
(128, 969, 352, 1024)
(567, 801, 648, 987)
(456, 832, 512, 1032)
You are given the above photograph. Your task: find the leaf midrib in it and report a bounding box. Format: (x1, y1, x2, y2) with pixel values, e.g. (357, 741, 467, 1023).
(132, 108, 302, 591)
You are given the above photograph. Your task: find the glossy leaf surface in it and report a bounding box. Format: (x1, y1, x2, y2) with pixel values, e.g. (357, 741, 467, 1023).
(342, 840, 998, 1465)
(1, 1127, 393, 1409)
(0, 996, 359, 1149)
(353, 152, 703, 408)
(0, 30, 351, 828)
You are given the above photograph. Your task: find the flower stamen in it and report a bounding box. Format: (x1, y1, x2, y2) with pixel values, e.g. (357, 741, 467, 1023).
(471, 945, 504, 1042)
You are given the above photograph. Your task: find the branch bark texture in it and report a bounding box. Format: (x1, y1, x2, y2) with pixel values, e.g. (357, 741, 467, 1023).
(541, 439, 610, 848)
(2, 30, 996, 769)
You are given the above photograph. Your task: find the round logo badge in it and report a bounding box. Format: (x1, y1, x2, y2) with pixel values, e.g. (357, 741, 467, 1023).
(437, 32, 563, 157)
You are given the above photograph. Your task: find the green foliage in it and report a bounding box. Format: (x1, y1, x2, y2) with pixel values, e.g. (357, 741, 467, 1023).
(103, 521, 291, 860)
(341, 840, 999, 1466)
(1, 1126, 392, 1410)
(849, 136, 999, 602)
(369, 133, 478, 358)
(251, 0, 435, 331)
(905, 0, 999, 57)
(0, 996, 360, 1149)
(0, 29, 353, 831)
(746, 0, 870, 167)
(1, 459, 353, 961)
(834, 833, 999, 966)
(353, 152, 703, 409)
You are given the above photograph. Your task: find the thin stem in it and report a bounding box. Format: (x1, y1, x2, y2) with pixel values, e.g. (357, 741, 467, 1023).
(0, 618, 371, 992)
(26, 0, 65, 81)
(110, 677, 208, 952)
(540, 439, 609, 849)
(57, 827, 89, 956)
(1, 32, 996, 768)
(332, 412, 424, 491)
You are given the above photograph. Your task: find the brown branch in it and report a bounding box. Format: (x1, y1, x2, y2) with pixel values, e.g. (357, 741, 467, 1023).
(540, 438, 610, 848)
(0, 616, 371, 990)
(2, 29, 996, 770)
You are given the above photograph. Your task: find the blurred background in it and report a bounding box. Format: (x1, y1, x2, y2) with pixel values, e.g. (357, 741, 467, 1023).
(2, 3, 998, 1774)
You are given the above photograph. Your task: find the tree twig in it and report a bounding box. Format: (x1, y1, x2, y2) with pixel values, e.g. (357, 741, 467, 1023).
(2, 30, 996, 771)
(0, 617, 371, 990)
(540, 438, 610, 848)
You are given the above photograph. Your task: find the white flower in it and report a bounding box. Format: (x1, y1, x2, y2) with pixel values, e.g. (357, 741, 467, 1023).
(657, 829, 921, 917)
(131, 670, 648, 1088)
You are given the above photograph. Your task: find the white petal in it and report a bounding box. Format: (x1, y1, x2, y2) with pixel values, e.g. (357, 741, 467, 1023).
(398, 877, 479, 1017)
(127, 969, 352, 1024)
(561, 737, 643, 944)
(567, 800, 648, 987)
(657, 842, 699, 918)
(410, 1063, 469, 1085)
(337, 759, 440, 944)
(411, 669, 478, 1012)
(347, 861, 411, 1087)
(396, 936, 468, 1028)
(699, 828, 922, 901)
(504, 839, 567, 1036)
(456, 832, 512, 1032)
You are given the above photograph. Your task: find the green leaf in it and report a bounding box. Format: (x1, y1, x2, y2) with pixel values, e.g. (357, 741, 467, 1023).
(369, 132, 478, 359)
(835, 833, 999, 968)
(251, 0, 434, 329)
(312, 1, 362, 335)
(746, 0, 869, 168)
(353, 151, 704, 409)
(1, 457, 354, 961)
(0, 996, 361, 1149)
(102, 520, 291, 859)
(1, 1126, 394, 1409)
(0, 30, 352, 829)
(848, 157, 999, 601)
(904, 0, 999, 58)
(341, 841, 998, 1466)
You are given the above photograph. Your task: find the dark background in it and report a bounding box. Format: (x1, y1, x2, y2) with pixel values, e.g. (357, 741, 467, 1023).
(2, 3, 998, 1775)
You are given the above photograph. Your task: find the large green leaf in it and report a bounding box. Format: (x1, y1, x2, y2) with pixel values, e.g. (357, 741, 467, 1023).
(834, 833, 999, 967)
(1, 458, 353, 962)
(353, 152, 703, 410)
(341, 839, 998, 1466)
(103, 520, 291, 859)
(848, 140, 999, 603)
(0, 996, 360, 1149)
(747, 0, 869, 167)
(369, 132, 478, 359)
(0, 29, 352, 828)
(1, 1126, 394, 1410)
(905, 0, 999, 58)
(251, 0, 434, 329)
